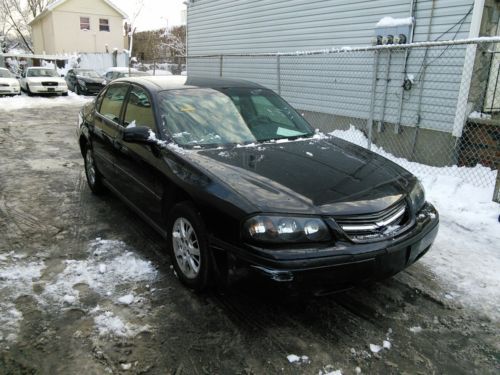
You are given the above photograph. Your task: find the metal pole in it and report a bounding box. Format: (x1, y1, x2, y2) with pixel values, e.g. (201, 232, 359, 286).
(277, 55, 281, 95)
(219, 54, 223, 77)
(367, 51, 379, 150)
(378, 50, 391, 132)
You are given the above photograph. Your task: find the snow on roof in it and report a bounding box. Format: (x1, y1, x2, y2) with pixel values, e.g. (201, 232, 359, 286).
(29, 0, 128, 25)
(376, 16, 414, 28)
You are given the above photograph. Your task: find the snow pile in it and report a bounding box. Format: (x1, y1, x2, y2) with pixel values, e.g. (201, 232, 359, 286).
(318, 366, 343, 375)
(330, 125, 500, 320)
(0, 92, 91, 112)
(287, 354, 310, 364)
(469, 111, 492, 120)
(91, 307, 151, 338)
(376, 17, 414, 28)
(41, 239, 158, 307)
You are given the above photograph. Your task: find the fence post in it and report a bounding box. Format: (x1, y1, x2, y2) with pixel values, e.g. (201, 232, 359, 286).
(494, 171, 500, 203)
(367, 50, 379, 150)
(219, 54, 223, 77)
(277, 55, 281, 95)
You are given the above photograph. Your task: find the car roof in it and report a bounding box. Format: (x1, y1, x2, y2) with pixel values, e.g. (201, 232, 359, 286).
(112, 76, 266, 91)
(26, 66, 53, 70)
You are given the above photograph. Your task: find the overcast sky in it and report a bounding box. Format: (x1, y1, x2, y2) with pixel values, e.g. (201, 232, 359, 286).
(117, 0, 186, 31)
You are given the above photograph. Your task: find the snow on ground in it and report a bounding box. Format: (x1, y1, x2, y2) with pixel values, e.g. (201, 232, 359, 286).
(91, 306, 151, 338)
(331, 126, 500, 320)
(0, 239, 158, 345)
(0, 92, 91, 112)
(0, 252, 46, 344)
(41, 239, 157, 307)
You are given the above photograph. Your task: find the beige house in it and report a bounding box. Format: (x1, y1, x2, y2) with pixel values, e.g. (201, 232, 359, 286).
(29, 0, 128, 54)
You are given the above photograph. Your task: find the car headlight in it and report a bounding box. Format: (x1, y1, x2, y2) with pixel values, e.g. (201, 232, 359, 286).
(77, 79, 86, 87)
(243, 215, 332, 243)
(409, 180, 425, 211)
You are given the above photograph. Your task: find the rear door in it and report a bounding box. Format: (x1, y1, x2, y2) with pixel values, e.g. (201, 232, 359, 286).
(92, 83, 130, 184)
(113, 84, 164, 221)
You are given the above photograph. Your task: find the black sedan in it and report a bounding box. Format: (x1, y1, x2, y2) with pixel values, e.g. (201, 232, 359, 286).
(77, 76, 439, 292)
(66, 69, 105, 95)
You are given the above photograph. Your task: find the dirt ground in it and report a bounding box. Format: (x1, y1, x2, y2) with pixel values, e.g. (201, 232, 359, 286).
(0, 103, 498, 375)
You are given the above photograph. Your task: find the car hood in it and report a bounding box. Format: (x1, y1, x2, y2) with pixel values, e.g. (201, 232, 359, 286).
(77, 75, 105, 83)
(0, 78, 19, 85)
(26, 77, 65, 84)
(183, 136, 415, 216)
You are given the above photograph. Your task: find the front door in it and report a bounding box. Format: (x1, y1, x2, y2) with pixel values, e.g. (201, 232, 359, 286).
(113, 84, 164, 222)
(92, 83, 129, 184)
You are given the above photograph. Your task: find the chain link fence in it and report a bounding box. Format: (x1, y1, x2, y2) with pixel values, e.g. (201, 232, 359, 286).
(187, 38, 500, 202)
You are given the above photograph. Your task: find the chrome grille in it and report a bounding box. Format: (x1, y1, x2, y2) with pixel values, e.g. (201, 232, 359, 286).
(41, 82, 58, 87)
(334, 200, 409, 241)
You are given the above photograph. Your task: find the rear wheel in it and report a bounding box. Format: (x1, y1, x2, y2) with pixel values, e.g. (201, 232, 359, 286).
(84, 146, 105, 194)
(167, 202, 211, 291)
(76, 85, 81, 95)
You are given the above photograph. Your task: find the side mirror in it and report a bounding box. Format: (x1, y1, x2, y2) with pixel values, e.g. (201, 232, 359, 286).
(123, 126, 154, 144)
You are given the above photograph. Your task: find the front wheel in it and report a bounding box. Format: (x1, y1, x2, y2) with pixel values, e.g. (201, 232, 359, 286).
(26, 84, 33, 96)
(167, 202, 211, 291)
(84, 146, 104, 194)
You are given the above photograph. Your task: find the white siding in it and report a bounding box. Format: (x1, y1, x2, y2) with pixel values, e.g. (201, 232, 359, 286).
(187, 0, 475, 133)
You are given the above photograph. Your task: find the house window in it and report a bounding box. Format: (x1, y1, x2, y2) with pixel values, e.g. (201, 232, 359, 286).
(99, 19, 110, 32)
(80, 17, 90, 31)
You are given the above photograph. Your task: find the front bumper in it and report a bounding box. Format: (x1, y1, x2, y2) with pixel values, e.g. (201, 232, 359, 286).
(210, 202, 439, 287)
(29, 85, 68, 94)
(79, 84, 104, 95)
(0, 86, 20, 95)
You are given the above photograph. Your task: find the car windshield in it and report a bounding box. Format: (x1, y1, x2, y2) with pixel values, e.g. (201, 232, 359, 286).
(76, 70, 101, 78)
(0, 69, 14, 78)
(158, 88, 314, 148)
(27, 69, 58, 77)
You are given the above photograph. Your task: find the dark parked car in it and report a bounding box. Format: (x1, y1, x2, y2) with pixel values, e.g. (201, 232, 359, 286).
(66, 69, 106, 95)
(77, 76, 439, 292)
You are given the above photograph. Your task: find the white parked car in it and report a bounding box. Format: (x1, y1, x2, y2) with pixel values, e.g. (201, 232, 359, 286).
(0, 68, 21, 96)
(20, 67, 68, 96)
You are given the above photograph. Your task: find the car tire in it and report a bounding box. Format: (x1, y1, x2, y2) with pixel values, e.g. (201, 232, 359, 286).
(84, 146, 105, 194)
(167, 202, 211, 291)
(75, 85, 81, 95)
(62, 91, 69, 96)
(26, 84, 33, 96)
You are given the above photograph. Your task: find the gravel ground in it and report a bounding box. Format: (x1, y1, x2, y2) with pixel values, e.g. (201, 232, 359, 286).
(0, 103, 498, 374)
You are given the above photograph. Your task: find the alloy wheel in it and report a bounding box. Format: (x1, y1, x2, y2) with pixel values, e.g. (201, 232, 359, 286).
(172, 217, 201, 279)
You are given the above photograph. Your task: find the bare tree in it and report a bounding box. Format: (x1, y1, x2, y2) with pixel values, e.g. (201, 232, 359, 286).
(0, 0, 51, 53)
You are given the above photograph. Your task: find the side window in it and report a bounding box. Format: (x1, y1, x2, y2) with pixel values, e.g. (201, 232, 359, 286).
(98, 84, 129, 123)
(123, 86, 155, 129)
(105, 72, 113, 80)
